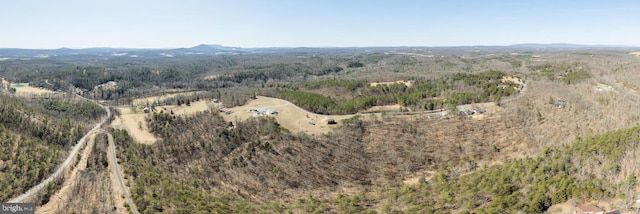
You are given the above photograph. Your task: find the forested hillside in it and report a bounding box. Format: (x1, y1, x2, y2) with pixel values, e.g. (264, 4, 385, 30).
(111, 108, 640, 213)
(114, 101, 518, 212)
(0, 93, 105, 203)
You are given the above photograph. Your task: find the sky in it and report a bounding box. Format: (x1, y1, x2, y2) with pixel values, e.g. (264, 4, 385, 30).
(1, 0, 639, 49)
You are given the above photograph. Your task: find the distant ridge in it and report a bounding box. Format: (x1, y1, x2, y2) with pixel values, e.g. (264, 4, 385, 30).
(0, 43, 637, 58)
(508, 43, 635, 49)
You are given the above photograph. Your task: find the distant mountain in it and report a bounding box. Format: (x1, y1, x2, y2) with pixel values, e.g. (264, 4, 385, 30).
(0, 44, 249, 58)
(188, 44, 242, 52)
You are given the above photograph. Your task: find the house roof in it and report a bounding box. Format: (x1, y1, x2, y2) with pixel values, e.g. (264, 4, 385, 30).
(575, 204, 603, 212)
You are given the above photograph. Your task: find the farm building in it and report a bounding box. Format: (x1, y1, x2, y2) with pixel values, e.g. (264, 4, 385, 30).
(248, 108, 278, 117)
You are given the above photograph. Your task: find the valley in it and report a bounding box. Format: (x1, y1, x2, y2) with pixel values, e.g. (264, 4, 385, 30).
(2, 46, 640, 213)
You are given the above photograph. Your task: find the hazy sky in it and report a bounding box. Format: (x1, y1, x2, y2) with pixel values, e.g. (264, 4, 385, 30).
(1, 0, 639, 48)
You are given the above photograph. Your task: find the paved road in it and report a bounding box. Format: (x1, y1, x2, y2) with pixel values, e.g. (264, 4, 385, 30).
(8, 97, 111, 203)
(107, 133, 140, 214)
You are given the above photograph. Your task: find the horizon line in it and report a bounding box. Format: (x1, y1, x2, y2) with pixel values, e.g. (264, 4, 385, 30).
(0, 43, 638, 50)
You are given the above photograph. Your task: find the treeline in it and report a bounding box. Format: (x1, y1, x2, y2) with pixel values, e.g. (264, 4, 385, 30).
(278, 71, 517, 114)
(449, 70, 517, 104)
(218, 63, 345, 84)
(301, 79, 367, 91)
(529, 62, 592, 84)
(278, 90, 397, 114)
(38, 98, 105, 120)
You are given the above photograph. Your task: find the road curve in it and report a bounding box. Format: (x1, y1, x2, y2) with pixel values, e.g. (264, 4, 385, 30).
(107, 133, 140, 214)
(8, 96, 111, 203)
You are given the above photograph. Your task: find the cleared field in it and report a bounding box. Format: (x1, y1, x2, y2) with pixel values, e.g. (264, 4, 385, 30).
(112, 100, 215, 145)
(112, 107, 158, 145)
(221, 96, 357, 136)
(10, 83, 62, 97)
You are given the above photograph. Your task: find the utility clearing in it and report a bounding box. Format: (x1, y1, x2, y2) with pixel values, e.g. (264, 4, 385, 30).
(37, 133, 98, 214)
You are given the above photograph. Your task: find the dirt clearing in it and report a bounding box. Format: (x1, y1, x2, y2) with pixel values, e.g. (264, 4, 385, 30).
(501, 76, 524, 91)
(369, 80, 414, 87)
(360, 104, 403, 113)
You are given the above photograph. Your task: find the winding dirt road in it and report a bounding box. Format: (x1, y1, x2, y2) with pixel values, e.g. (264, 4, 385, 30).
(8, 97, 111, 203)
